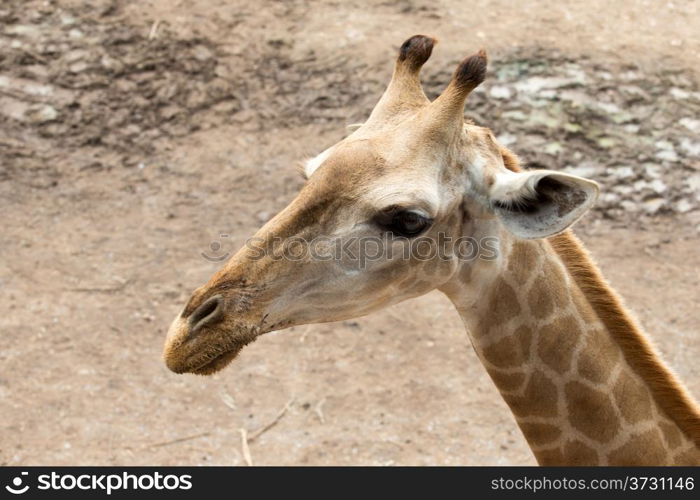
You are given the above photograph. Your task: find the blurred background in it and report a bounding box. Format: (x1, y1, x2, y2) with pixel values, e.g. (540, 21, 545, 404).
(1, 0, 699, 465)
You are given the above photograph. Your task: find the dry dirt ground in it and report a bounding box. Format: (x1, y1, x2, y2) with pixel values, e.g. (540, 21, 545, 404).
(1, 0, 699, 465)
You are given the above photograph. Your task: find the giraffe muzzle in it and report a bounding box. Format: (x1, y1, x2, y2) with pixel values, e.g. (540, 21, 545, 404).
(163, 294, 260, 375)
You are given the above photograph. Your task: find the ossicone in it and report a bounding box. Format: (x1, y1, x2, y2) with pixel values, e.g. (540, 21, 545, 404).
(453, 49, 488, 92)
(397, 35, 437, 72)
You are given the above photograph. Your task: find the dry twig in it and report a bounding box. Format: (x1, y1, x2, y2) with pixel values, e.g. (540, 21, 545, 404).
(239, 428, 253, 466)
(237, 398, 294, 465)
(148, 20, 161, 40)
(220, 391, 237, 411)
(67, 277, 130, 294)
(248, 398, 294, 442)
(314, 398, 326, 424)
(146, 432, 210, 449)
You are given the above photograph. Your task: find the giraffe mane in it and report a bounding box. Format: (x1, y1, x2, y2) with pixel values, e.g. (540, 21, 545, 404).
(499, 143, 700, 446)
(549, 232, 700, 446)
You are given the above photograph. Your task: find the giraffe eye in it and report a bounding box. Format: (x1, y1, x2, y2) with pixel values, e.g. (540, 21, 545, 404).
(376, 208, 432, 237)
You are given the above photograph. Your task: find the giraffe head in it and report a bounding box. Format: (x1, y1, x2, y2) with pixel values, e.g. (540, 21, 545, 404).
(163, 35, 599, 375)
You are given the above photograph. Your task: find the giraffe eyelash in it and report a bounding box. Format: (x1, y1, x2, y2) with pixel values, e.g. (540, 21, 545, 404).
(491, 177, 554, 214)
(492, 194, 541, 214)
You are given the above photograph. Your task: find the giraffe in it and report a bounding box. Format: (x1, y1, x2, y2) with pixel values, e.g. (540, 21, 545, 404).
(163, 35, 700, 465)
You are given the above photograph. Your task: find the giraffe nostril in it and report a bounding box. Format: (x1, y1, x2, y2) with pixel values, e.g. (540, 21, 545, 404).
(187, 295, 224, 334)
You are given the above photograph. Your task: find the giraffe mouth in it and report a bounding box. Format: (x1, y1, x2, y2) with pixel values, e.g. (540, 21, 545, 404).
(163, 315, 262, 375)
(189, 345, 243, 375)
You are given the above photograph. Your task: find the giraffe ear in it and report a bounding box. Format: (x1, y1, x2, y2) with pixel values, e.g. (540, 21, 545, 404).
(490, 170, 599, 239)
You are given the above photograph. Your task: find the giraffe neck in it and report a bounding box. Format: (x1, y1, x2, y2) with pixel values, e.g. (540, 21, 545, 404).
(441, 230, 700, 465)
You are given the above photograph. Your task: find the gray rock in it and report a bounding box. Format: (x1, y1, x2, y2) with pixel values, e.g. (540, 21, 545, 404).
(620, 200, 639, 212)
(0, 96, 29, 121)
(26, 105, 58, 123)
(655, 139, 674, 150)
(655, 149, 678, 162)
(642, 198, 665, 214)
(643, 164, 661, 179)
(502, 110, 527, 122)
(670, 87, 692, 99)
(60, 14, 77, 26)
(633, 179, 649, 191)
(193, 45, 213, 61)
(563, 164, 600, 178)
(686, 174, 700, 198)
(610, 166, 634, 179)
(613, 185, 634, 196)
(489, 85, 512, 100)
(69, 61, 89, 73)
(527, 109, 561, 129)
(679, 138, 700, 157)
(544, 142, 563, 155)
(648, 179, 667, 195)
(65, 49, 90, 62)
(496, 132, 517, 146)
(515, 75, 585, 94)
(564, 122, 582, 133)
(600, 192, 621, 207)
(5, 24, 41, 37)
(596, 137, 617, 149)
(679, 118, 700, 134)
(675, 199, 694, 214)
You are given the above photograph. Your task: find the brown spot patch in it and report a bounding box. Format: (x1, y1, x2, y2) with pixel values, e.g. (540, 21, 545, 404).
(538, 315, 580, 374)
(504, 370, 558, 418)
(489, 370, 526, 392)
(507, 241, 539, 285)
(481, 334, 524, 369)
(459, 263, 472, 283)
(607, 429, 668, 465)
(672, 448, 700, 465)
(472, 316, 494, 338)
(541, 258, 570, 307)
(576, 327, 620, 384)
(528, 274, 555, 319)
(445, 212, 461, 230)
(563, 439, 599, 465)
(612, 370, 654, 425)
(570, 287, 600, 325)
(534, 446, 564, 465)
(660, 421, 683, 450)
(565, 381, 620, 443)
(486, 278, 521, 326)
(518, 422, 561, 446)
